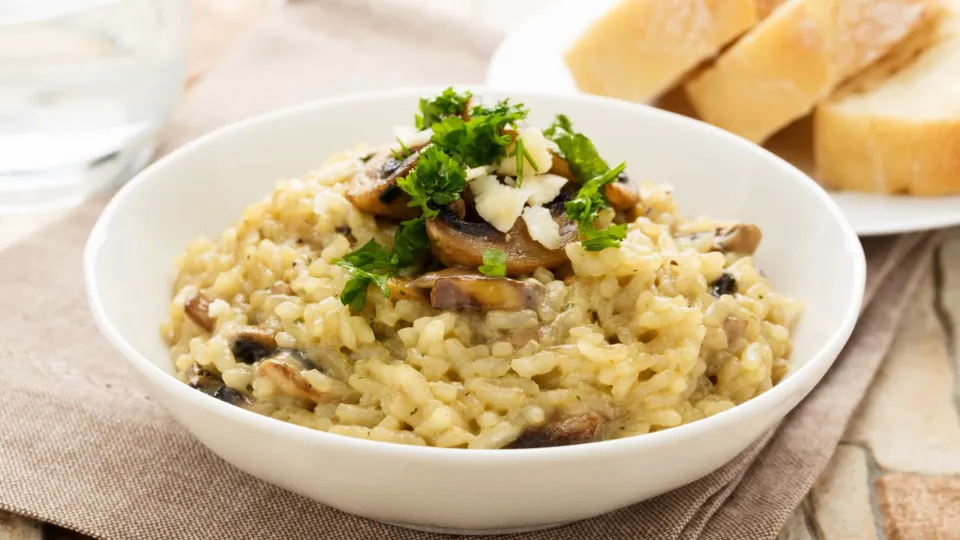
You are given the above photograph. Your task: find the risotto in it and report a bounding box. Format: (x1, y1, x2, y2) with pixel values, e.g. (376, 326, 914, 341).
(162, 89, 803, 449)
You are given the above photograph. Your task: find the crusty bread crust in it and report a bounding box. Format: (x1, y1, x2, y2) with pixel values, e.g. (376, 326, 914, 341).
(685, 0, 931, 143)
(564, 0, 757, 103)
(815, 2, 960, 195)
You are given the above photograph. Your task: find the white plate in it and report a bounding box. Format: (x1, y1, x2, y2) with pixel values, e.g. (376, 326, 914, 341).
(486, 0, 960, 237)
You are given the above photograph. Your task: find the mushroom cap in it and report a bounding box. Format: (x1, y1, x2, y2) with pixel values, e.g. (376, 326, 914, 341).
(345, 146, 425, 220)
(425, 203, 577, 277)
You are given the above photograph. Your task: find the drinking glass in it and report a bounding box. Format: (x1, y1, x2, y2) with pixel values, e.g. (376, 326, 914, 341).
(0, 0, 189, 212)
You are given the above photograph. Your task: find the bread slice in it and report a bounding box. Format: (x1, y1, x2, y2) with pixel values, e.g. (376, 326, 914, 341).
(684, 0, 933, 143)
(815, 3, 959, 195)
(564, 0, 758, 103)
(756, 0, 791, 18)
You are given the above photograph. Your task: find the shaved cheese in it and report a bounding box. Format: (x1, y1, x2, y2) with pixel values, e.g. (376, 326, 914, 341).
(497, 127, 553, 177)
(522, 206, 561, 250)
(466, 165, 494, 180)
(391, 126, 433, 150)
(522, 173, 568, 206)
(471, 175, 532, 233)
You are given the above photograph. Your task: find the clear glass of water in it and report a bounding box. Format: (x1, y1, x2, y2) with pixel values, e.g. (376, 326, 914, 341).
(0, 0, 189, 213)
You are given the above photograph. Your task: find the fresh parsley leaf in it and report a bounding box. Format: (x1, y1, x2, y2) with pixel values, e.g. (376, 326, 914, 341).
(544, 114, 609, 183)
(338, 239, 397, 271)
(340, 275, 373, 311)
(416, 87, 473, 130)
(470, 98, 529, 121)
(335, 239, 397, 310)
(581, 223, 627, 251)
(565, 161, 629, 250)
(391, 136, 412, 161)
(543, 114, 573, 138)
(479, 249, 507, 277)
(397, 146, 467, 218)
(394, 218, 429, 268)
(431, 100, 529, 167)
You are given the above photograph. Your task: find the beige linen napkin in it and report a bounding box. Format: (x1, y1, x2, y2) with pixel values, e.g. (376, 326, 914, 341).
(0, 2, 940, 539)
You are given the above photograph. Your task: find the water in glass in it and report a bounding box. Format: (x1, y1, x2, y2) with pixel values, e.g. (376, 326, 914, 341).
(0, 0, 188, 212)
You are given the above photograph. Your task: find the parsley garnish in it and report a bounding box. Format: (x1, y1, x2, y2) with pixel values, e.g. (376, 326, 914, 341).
(470, 98, 529, 120)
(334, 240, 397, 310)
(565, 161, 628, 251)
(397, 146, 467, 219)
(548, 114, 630, 252)
(416, 88, 473, 130)
(431, 100, 529, 167)
(335, 220, 430, 310)
(394, 218, 429, 268)
(544, 114, 608, 183)
(478, 249, 507, 277)
(580, 223, 628, 251)
(391, 136, 412, 161)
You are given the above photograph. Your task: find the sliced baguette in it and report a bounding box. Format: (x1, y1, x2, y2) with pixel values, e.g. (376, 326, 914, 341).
(564, 0, 758, 103)
(815, 2, 960, 195)
(685, 0, 933, 143)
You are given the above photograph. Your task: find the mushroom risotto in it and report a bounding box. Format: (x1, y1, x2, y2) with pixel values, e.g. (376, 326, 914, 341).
(162, 89, 803, 449)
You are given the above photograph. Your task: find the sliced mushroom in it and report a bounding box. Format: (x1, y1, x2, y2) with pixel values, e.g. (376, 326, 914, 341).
(504, 412, 605, 449)
(345, 146, 425, 220)
(604, 173, 640, 212)
(258, 356, 337, 404)
(386, 277, 428, 302)
(714, 224, 762, 255)
(411, 268, 477, 289)
(186, 363, 251, 407)
(547, 151, 576, 182)
(184, 292, 215, 332)
(426, 205, 577, 277)
(709, 272, 738, 297)
(230, 327, 278, 364)
(425, 271, 544, 312)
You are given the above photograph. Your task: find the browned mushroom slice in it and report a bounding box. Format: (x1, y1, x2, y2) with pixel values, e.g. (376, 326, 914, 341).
(411, 268, 479, 289)
(429, 273, 544, 312)
(714, 224, 762, 255)
(230, 327, 278, 364)
(604, 175, 640, 212)
(345, 146, 425, 220)
(548, 151, 576, 182)
(186, 363, 251, 407)
(386, 277, 428, 302)
(426, 205, 578, 277)
(504, 412, 605, 449)
(184, 292, 215, 332)
(258, 357, 337, 404)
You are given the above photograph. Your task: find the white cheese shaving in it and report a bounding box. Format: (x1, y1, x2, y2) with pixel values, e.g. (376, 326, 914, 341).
(470, 174, 532, 233)
(522, 206, 561, 250)
(391, 126, 433, 150)
(497, 127, 553, 177)
(466, 165, 494, 181)
(522, 173, 568, 206)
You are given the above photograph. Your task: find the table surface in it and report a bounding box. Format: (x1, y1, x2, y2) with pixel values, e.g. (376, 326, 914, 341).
(3, 1, 959, 539)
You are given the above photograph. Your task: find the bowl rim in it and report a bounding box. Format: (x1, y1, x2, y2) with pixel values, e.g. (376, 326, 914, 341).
(84, 85, 866, 461)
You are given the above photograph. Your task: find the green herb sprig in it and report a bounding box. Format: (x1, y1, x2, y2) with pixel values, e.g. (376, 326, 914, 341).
(396, 146, 467, 219)
(546, 115, 629, 252)
(415, 88, 473, 130)
(478, 249, 507, 277)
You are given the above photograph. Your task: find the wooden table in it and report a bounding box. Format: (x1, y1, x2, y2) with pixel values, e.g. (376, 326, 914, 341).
(3, 1, 959, 538)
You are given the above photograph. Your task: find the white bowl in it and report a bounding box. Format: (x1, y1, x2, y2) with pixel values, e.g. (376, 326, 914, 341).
(84, 87, 865, 534)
